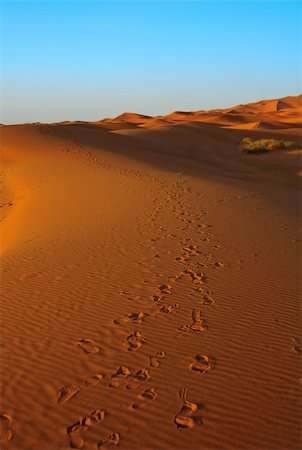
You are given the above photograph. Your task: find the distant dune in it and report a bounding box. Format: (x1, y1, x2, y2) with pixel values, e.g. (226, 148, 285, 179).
(1, 95, 301, 450)
(101, 112, 153, 125)
(98, 94, 302, 132)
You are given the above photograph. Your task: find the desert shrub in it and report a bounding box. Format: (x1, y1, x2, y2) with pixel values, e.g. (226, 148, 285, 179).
(283, 140, 300, 149)
(240, 137, 300, 154)
(241, 137, 254, 145)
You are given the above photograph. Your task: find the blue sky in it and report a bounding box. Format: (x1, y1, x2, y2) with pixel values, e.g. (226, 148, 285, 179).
(1, 1, 301, 124)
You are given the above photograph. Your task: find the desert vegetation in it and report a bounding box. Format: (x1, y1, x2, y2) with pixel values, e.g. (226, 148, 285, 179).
(240, 137, 300, 154)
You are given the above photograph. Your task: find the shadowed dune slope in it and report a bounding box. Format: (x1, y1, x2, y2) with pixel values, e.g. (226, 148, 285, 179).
(0, 95, 301, 450)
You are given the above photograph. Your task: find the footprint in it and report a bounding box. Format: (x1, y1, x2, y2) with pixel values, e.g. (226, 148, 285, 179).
(185, 269, 207, 285)
(178, 225, 189, 231)
(81, 373, 104, 388)
(198, 223, 212, 229)
(0, 413, 13, 443)
(140, 388, 158, 400)
(189, 355, 214, 374)
(77, 339, 99, 354)
(190, 310, 207, 331)
(179, 311, 207, 333)
(158, 284, 172, 294)
(205, 252, 213, 261)
(67, 410, 106, 448)
(98, 432, 120, 448)
(174, 387, 203, 429)
(114, 312, 146, 326)
(126, 331, 146, 352)
(178, 325, 192, 333)
(214, 261, 224, 268)
(109, 366, 131, 388)
(149, 351, 166, 368)
(126, 369, 150, 390)
(151, 295, 164, 302)
(201, 293, 215, 306)
(67, 421, 87, 449)
(193, 286, 203, 293)
(168, 274, 181, 282)
(183, 245, 199, 256)
(131, 388, 158, 409)
(175, 256, 188, 264)
(119, 291, 140, 301)
(58, 384, 80, 404)
(81, 409, 106, 427)
(160, 303, 179, 314)
(291, 337, 301, 353)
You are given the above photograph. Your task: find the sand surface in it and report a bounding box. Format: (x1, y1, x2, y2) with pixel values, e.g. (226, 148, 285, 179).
(1, 95, 301, 449)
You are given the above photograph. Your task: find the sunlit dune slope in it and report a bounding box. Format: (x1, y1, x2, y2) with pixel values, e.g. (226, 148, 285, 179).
(0, 95, 301, 450)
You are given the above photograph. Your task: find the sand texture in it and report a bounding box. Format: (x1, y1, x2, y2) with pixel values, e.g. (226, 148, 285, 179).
(0, 95, 301, 449)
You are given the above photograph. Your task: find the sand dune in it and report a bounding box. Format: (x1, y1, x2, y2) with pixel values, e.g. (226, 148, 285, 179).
(102, 112, 152, 125)
(0, 95, 301, 450)
(101, 94, 302, 132)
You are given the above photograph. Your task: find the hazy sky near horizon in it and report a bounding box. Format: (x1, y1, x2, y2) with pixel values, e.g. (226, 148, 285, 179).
(1, 1, 301, 124)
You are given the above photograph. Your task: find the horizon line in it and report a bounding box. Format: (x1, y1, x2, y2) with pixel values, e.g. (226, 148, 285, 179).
(1, 91, 301, 126)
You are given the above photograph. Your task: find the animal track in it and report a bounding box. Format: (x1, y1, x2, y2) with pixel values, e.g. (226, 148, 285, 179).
(149, 351, 166, 368)
(174, 387, 203, 429)
(189, 355, 214, 374)
(0, 413, 13, 443)
(77, 339, 99, 354)
(126, 331, 146, 351)
(130, 388, 158, 410)
(98, 432, 120, 448)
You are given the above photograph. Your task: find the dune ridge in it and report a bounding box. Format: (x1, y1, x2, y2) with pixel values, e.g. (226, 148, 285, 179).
(0, 95, 301, 450)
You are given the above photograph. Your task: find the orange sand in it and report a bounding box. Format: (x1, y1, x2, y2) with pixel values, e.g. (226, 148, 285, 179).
(0, 95, 301, 450)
